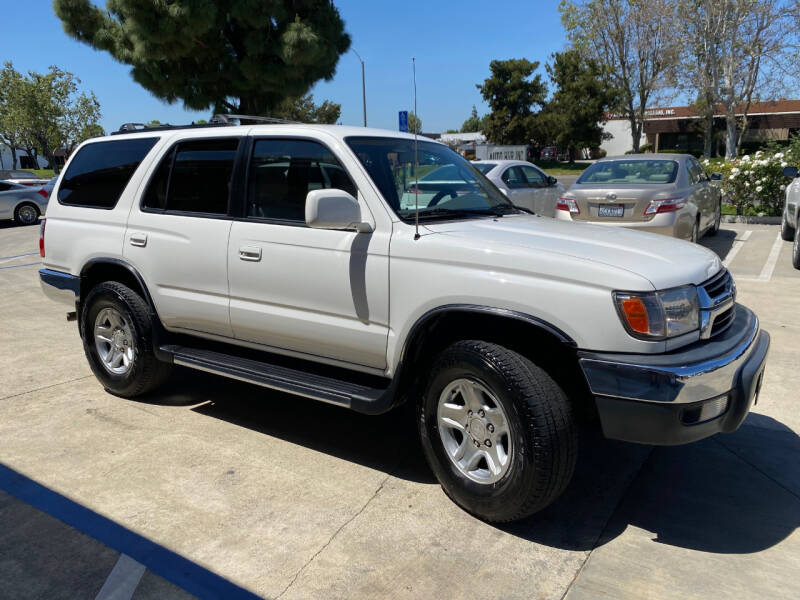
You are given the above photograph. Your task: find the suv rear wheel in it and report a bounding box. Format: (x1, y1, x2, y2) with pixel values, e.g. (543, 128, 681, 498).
(81, 281, 172, 397)
(418, 340, 577, 522)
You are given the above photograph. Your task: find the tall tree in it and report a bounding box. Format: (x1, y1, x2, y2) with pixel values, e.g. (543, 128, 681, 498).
(407, 112, 422, 134)
(273, 93, 341, 123)
(560, 0, 680, 152)
(477, 59, 547, 145)
(460, 105, 483, 133)
(53, 0, 351, 116)
(0, 63, 25, 168)
(540, 50, 616, 163)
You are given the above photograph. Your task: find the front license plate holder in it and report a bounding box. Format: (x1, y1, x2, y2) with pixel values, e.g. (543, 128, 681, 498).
(598, 205, 624, 218)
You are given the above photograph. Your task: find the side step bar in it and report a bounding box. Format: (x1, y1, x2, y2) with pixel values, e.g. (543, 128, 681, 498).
(160, 345, 395, 414)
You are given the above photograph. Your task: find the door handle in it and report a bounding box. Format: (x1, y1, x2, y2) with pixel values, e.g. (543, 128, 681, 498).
(239, 246, 262, 262)
(129, 233, 147, 247)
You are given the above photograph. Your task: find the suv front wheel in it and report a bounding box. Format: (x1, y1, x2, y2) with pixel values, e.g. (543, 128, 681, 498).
(81, 281, 172, 397)
(418, 340, 577, 522)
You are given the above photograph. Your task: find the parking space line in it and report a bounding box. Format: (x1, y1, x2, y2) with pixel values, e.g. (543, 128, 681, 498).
(722, 230, 752, 267)
(737, 232, 784, 282)
(0, 251, 39, 264)
(94, 554, 146, 600)
(0, 261, 41, 270)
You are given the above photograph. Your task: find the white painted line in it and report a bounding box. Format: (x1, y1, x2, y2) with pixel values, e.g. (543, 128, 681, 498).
(756, 231, 784, 282)
(722, 229, 752, 267)
(94, 553, 146, 600)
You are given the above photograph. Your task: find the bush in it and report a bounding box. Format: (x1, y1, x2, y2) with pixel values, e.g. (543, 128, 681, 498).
(639, 143, 653, 153)
(706, 148, 796, 216)
(590, 147, 606, 159)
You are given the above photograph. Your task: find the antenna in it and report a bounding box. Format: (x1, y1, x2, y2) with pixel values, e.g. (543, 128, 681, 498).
(413, 57, 420, 241)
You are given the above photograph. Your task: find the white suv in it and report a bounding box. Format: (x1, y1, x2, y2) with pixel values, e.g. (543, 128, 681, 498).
(40, 122, 770, 522)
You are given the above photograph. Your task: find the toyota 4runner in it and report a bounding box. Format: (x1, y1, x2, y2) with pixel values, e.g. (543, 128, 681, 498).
(39, 122, 770, 522)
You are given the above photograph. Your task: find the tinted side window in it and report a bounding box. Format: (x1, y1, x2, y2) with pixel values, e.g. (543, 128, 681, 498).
(167, 139, 239, 214)
(520, 165, 546, 187)
(142, 148, 174, 211)
(58, 138, 158, 208)
(247, 139, 357, 221)
(686, 159, 701, 185)
(0, 183, 12, 192)
(502, 166, 526, 188)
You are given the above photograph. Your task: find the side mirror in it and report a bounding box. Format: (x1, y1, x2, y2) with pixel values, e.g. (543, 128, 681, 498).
(305, 189, 373, 232)
(710, 173, 722, 181)
(782, 165, 798, 179)
(547, 176, 558, 186)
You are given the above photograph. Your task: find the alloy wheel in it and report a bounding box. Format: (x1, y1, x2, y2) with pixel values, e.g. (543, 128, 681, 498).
(93, 307, 135, 375)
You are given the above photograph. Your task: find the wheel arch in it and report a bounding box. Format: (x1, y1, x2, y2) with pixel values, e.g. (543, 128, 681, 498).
(392, 305, 595, 419)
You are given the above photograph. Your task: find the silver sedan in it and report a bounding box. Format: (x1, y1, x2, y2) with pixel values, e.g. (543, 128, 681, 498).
(472, 160, 564, 217)
(0, 179, 53, 225)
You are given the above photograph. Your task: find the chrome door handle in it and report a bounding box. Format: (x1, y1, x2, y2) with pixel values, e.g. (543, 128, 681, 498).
(239, 246, 262, 262)
(129, 233, 147, 247)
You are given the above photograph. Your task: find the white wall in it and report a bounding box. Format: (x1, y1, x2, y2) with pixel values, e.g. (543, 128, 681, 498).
(600, 120, 632, 157)
(0, 147, 50, 170)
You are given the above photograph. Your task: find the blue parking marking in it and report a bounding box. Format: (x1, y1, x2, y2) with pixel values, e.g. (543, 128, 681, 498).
(0, 464, 262, 600)
(0, 262, 41, 270)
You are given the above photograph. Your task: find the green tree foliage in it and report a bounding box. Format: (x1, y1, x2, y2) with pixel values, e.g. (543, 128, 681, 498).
(460, 105, 484, 133)
(273, 93, 341, 123)
(53, 0, 351, 116)
(540, 50, 616, 162)
(0, 62, 101, 168)
(407, 112, 422, 134)
(476, 59, 547, 144)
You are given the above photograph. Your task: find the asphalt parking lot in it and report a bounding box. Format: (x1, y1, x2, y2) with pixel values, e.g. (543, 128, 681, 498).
(1, 220, 798, 599)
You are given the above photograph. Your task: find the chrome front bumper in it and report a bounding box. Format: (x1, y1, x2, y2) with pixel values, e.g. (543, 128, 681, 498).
(579, 304, 769, 445)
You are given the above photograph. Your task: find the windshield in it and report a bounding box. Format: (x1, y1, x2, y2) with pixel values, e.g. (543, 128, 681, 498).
(472, 163, 496, 174)
(345, 137, 514, 220)
(577, 159, 679, 185)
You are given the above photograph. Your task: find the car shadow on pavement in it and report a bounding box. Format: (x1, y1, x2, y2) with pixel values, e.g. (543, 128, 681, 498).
(699, 227, 736, 259)
(154, 367, 437, 485)
(504, 412, 800, 554)
(150, 369, 799, 555)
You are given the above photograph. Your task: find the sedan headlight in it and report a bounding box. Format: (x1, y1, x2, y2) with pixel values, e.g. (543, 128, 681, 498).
(613, 285, 699, 340)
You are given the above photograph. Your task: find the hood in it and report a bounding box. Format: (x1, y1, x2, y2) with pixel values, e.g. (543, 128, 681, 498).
(422, 214, 722, 290)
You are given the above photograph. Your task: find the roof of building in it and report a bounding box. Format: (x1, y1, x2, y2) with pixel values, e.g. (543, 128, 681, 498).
(607, 99, 800, 121)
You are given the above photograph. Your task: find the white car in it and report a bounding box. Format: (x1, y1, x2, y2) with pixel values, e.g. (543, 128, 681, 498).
(780, 165, 800, 268)
(39, 122, 769, 523)
(472, 159, 563, 216)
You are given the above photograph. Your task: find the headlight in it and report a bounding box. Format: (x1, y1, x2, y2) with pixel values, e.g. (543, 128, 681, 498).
(613, 285, 699, 340)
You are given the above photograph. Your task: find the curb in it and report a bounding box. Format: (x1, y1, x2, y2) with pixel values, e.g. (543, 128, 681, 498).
(721, 215, 781, 224)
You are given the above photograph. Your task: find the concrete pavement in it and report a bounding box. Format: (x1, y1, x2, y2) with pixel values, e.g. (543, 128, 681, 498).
(0, 220, 798, 599)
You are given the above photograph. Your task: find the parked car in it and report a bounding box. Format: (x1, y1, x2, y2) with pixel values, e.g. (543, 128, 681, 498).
(0, 179, 50, 224)
(540, 146, 560, 161)
(0, 169, 51, 186)
(781, 165, 800, 269)
(39, 124, 769, 523)
(472, 159, 563, 217)
(555, 154, 722, 242)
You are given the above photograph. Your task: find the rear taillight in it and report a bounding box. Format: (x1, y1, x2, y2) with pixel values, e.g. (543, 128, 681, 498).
(38, 188, 49, 199)
(644, 198, 686, 215)
(39, 219, 46, 257)
(556, 197, 580, 214)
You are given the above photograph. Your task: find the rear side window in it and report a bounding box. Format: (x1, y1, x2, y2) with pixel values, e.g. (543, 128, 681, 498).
(143, 138, 239, 215)
(58, 138, 158, 208)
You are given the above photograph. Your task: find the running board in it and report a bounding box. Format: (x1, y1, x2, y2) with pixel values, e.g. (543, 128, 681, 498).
(160, 344, 394, 413)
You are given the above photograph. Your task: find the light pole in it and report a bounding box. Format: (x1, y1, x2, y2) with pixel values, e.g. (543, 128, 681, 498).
(352, 49, 367, 127)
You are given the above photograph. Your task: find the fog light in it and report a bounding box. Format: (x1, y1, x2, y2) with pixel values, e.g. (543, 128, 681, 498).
(682, 395, 729, 425)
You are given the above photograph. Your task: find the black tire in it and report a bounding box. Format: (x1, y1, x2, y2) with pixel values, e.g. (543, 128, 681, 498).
(14, 203, 39, 225)
(418, 340, 577, 523)
(707, 201, 721, 236)
(81, 281, 172, 397)
(781, 211, 795, 241)
(793, 219, 800, 270)
(690, 219, 699, 243)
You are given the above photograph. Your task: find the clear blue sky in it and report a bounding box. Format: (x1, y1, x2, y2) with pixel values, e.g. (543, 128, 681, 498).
(1, 0, 569, 134)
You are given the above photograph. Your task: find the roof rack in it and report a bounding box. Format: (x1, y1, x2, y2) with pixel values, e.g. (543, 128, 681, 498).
(112, 114, 301, 135)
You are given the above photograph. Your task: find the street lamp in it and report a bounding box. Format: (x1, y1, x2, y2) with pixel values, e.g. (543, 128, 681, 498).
(352, 49, 367, 127)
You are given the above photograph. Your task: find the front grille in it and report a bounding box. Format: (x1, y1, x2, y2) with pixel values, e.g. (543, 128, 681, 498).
(699, 269, 736, 339)
(702, 269, 733, 302)
(710, 305, 735, 336)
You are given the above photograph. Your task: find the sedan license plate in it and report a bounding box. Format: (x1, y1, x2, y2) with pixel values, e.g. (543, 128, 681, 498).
(598, 205, 624, 218)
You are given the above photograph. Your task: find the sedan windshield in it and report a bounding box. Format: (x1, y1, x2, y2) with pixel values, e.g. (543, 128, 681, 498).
(472, 162, 496, 174)
(345, 137, 514, 220)
(577, 160, 679, 185)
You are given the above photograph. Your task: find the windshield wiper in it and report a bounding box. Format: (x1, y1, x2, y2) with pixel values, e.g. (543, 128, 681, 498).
(407, 208, 497, 220)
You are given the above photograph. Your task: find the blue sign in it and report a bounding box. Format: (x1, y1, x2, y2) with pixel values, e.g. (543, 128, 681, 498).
(399, 111, 409, 132)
